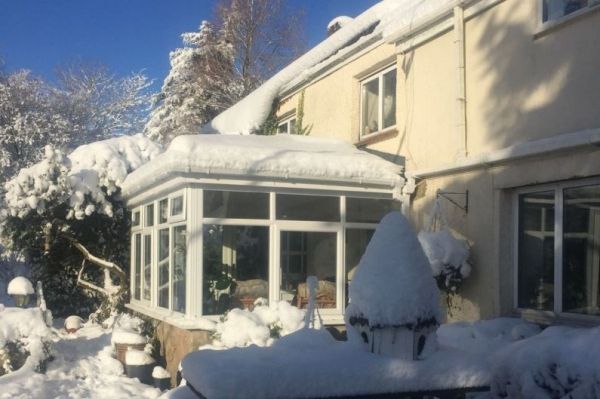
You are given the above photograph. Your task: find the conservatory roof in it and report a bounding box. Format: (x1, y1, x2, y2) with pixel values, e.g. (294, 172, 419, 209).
(121, 134, 404, 199)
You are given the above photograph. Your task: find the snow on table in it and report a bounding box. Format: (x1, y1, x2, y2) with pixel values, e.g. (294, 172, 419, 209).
(181, 329, 490, 399)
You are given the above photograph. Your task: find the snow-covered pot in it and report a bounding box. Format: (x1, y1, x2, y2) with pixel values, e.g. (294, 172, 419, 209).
(125, 350, 155, 385)
(7, 277, 35, 308)
(152, 366, 171, 390)
(112, 329, 148, 365)
(64, 315, 84, 333)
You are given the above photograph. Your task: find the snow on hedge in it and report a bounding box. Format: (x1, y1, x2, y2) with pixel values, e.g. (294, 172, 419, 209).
(122, 134, 404, 198)
(2, 134, 161, 220)
(347, 212, 440, 328)
(491, 325, 600, 398)
(6, 277, 34, 296)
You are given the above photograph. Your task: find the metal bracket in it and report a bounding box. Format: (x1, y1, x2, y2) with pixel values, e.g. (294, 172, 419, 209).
(436, 189, 469, 213)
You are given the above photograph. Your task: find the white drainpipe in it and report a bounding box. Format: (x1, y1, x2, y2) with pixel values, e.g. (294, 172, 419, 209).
(454, 4, 468, 159)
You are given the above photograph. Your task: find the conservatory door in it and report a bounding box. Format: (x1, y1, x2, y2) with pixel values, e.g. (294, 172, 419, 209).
(276, 228, 341, 312)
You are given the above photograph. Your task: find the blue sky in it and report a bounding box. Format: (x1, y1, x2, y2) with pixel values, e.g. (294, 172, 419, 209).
(0, 0, 379, 89)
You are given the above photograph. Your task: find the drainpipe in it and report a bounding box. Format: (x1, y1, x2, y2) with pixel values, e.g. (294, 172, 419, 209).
(453, 4, 468, 159)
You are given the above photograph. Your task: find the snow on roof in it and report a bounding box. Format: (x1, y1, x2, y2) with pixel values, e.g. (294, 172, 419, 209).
(347, 212, 440, 327)
(327, 15, 354, 31)
(202, 0, 453, 135)
(121, 134, 404, 199)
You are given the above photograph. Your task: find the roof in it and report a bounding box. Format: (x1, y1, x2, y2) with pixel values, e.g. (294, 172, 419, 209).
(121, 134, 405, 199)
(201, 0, 454, 136)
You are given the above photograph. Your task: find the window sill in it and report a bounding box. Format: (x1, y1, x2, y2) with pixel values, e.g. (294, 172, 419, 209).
(355, 127, 398, 147)
(534, 5, 600, 39)
(516, 308, 600, 328)
(126, 302, 216, 331)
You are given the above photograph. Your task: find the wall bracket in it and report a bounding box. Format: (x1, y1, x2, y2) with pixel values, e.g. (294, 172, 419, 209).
(436, 189, 469, 213)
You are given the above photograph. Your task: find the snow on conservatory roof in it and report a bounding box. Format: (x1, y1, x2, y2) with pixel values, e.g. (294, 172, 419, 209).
(202, 0, 453, 135)
(121, 134, 404, 199)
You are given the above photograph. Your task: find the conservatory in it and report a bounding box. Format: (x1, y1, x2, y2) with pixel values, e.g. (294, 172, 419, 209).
(122, 134, 405, 326)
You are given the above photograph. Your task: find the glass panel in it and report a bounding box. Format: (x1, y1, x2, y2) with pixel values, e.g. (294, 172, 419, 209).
(172, 226, 186, 313)
(276, 194, 339, 222)
(346, 197, 400, 223)
(158, 229, 170, 309)
(145, 204, 154, 227)
(280, 231, 337, 309)
(289, 118, 297, 135)
(382, 69, 396, 129)
(204, 191, 269, 219)
(518, 191, 555, 311)
(134, 234, 141, 300)
(543, 0, 588, 22)
(143, 235, 151, 301)
(159, 198, 168, 224)
(345, 229, 375, 303)
(203, 225, 269, 315)
(132, 211, 140, 227)
(563, 184, 600, 315)
(361, 78, 379, 135)
(278, 121, 288, 134)
(171, 196, 183, 217)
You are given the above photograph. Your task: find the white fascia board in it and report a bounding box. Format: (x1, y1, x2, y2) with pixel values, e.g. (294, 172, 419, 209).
(407, 128, 600, 179)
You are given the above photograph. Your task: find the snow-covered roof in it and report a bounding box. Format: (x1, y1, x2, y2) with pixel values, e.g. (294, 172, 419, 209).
(202, 0, 454, 135)
(121, 134, 404, 199)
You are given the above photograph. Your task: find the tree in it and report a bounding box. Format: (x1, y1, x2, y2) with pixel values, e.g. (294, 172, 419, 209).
(145, 0, 305, 144)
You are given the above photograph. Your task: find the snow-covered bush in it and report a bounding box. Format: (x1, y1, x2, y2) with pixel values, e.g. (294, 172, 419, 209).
(491, 325, 600, 398)
(418, 229, 472, 294)
(209, 300, 305, 348)
(0, 135, 161, 318)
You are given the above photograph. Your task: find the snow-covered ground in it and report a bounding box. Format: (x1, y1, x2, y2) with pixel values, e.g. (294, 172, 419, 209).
(0, 320, 161, 399)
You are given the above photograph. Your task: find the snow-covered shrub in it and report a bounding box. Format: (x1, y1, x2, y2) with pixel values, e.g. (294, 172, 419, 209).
(491, 325, 600, 399)
(418, 229, 472, 294)
(0, 135, 161, 318)
(209, 300, 305, 348)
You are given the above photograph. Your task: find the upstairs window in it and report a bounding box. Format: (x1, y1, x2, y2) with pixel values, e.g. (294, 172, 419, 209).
(360, 66, 396, 136)
(542, 0, 599, 22)
(277, 115, 297, 134)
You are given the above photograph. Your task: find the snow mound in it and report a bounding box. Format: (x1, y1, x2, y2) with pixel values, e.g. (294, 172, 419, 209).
(125, 349, 154, 366)
(122, 134, 404, 198)
(6, 277, 34, 296)
(152, 366, 170, 379)
(64, 315, 84, 331)
(491, 325, 600, 398)
(347, 212, 440, 328)
(111, 329, 147, 345)
(327, 16, 354, 31)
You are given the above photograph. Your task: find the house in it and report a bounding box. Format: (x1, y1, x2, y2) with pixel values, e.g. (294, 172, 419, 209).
(122, 0, 600, 381)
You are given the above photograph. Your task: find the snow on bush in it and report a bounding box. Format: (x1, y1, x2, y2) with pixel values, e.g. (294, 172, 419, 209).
(6, 276, 34, 296)
(491, 325, 600, 398)
(418, 229, 472, 293)
(346, 212, 440, 329)
(2, 134, 161, 220)
(209, 300, 305, 349)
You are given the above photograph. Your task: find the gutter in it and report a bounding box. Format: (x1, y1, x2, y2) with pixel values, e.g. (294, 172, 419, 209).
(406, 128, 600, 180)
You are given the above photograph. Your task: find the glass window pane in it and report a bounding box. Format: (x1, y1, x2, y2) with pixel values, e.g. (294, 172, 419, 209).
(362, 78, 379, 135)
(382, 69, 396, 129)
(132, 211, 140, 227)
(172, 226, 186, 313)
(134, 234, 141, 300)
(158, 229, 170, 309)
(345, 229, 375, 303)
(280, 231, 337, 309)
(278, 122, 288, 134)
(276, 194, 339, 222)
(204, 191, 269, 219)
(143, 235, 151, 301)
(289, 118, 297, 135)
(171, 196, 183, 217)
(563, 184, 600, 315)
(346, 197, 401, 223)
(146, 204, 154, 227)
(543, 0, 588, 22)
(518, 191, 555, 311)
(159, 199, 168, 224)
(203, 225, 269, 315)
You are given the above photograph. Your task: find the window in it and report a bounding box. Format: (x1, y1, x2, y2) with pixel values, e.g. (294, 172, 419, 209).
(171, 196, 184, 217)
(143, 234, 152, 301)
(158, 228, 170, 309)
(172, 225, 186, 313)
(360, 66, 396, 136)
(132, 211, 141, 227)
(204, 190, 269, 219)
(203, 225, 269, 315)
(145, 204, 154, 227)
(346, 197, 401, 223)
(542, 0, 599, 22)
(277, 116, 297, 134)
(345, 229, 375, 303)
(159, 198, 168, 224)
(133, 234, 141, 300)
(277, 194, 340, 222)
(516, 181, 600, 316)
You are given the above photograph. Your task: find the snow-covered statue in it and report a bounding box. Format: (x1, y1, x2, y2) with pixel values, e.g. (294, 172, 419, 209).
(345, 212, 440, 360)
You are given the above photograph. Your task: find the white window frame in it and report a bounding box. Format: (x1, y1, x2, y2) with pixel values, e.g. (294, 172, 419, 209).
(513, 177, 600, 321)
(537, 0, 600, 32)
(277, 115, 297, 135)
(169, 191, 186, 223)
(359, 64, 397, 138)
